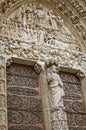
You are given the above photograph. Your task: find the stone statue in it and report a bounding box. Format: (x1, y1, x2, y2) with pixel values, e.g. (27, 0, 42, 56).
(0, 95, 5, 107)
(47, 65, 69, 130)
(47, 65, 65, 110)
(0, 110, 5, 124)
(26, 3, 34, 25)
(48, 10, 59, 30)
(0, 80, 5, 93)
(38, 28, 45, 44)
(48, 10, 64, 30)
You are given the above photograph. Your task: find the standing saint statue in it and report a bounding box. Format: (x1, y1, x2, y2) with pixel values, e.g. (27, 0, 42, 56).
(47, 65, 65, 110)
(47, 65, 69, 130)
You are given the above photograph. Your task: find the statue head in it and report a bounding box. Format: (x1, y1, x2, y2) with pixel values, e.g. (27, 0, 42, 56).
(51, 65, 60, 73)
(51, 65, 57, 72)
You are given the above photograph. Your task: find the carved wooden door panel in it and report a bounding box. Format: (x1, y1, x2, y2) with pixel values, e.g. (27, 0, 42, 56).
(6, 63, 45, 130)
(59, 72, 86, 130)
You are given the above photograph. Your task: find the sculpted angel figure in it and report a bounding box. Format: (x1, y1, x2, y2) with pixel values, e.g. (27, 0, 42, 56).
(47, 65, 65, 110)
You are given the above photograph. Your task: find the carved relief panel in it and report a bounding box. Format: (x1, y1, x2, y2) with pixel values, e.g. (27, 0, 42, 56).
(59, 72, 86, 130)
(6, 63, 45, 130)
(0, 2, 81, 52)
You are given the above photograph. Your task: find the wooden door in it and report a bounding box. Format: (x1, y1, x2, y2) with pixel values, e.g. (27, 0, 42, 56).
(59, 72, 86, 130)
(7, 63, 45, 130)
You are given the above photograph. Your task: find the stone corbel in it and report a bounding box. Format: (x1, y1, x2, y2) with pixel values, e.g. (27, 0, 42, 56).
(6, 56, 13, 67)
(34, 61, 45, 73)
(76, 69, 86, 79)
(0, 55, 12, 67)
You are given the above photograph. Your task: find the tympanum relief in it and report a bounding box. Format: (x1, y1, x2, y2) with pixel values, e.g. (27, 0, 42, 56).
(0, 0, 86, 43)
(0, 2, 80, 49)
(0, 2, 85, 75)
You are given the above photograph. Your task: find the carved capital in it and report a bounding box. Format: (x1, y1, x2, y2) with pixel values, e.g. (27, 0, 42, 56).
(34, 61, 45, 73)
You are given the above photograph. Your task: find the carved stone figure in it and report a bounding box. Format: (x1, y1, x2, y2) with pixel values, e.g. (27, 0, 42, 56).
(47, 65, 65, 110)
(38, 28, 45, 44)
(36, 5, 46, 25)
(26, 3, 34, 25)
(48, 10, 59, 30)
(0, 110, 6, 124)
(0, 66, 5, 78)
(0, 95, 5, 107)
(46, 65, 69, 130)
(0, 80, 5, 93)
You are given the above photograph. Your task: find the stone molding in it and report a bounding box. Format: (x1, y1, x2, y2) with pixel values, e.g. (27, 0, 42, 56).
(0, 55, 7, 130)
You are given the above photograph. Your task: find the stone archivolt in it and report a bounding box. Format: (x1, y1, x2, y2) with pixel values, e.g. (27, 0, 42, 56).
(0, 2, 85, 75)
(50, 0, 86, 41)
(0, 56, 7, 130)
